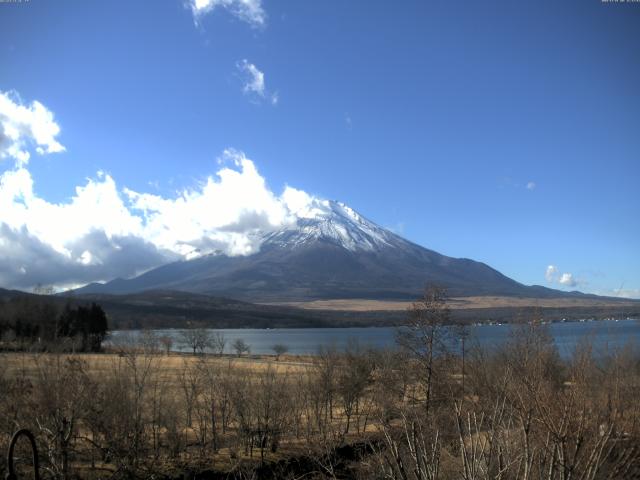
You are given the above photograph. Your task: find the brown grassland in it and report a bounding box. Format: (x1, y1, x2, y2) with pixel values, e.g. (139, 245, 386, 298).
(0, 351, 326, 473)
(267, 296, 640, 312)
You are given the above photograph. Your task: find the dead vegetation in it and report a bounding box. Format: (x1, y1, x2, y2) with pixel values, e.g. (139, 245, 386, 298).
(266, 296, 640, 312)
(0, 288, 639, 479)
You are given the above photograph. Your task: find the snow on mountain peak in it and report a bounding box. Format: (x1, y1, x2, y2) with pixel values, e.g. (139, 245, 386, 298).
(264, 197, 397, 252)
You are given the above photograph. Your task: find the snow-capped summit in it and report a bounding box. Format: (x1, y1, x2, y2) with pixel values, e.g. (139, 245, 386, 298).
(263, 200, 396, 252)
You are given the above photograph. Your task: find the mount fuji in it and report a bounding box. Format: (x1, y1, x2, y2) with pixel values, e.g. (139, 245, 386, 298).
(74, 200, 584, 302)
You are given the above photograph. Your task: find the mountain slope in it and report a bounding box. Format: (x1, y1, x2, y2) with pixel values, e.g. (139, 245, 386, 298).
(74, 200, 595, 302)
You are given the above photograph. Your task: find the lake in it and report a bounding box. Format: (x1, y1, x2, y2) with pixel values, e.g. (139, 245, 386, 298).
(110, 318, 640, 358)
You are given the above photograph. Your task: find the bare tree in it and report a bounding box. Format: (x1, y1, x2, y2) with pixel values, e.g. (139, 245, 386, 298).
(179, 359, 201, 428)
(32, 355, 93, 480)
(375, 409, 442, 480)
(336, 342, 373, 434)
(179, 328, 212, 355)
(196, 358, 227, 453)
(397, 285, 451, 413)
(87, 349, 157, 477)
(211, 331, 226, 356)
(139, 329, 159, 354)
(272, 343, 288, 361)
(232, 338, 251, 357)
(313, 345, 339, 437)
(229, 366, 293, 464)
(159, 335, 173, 355)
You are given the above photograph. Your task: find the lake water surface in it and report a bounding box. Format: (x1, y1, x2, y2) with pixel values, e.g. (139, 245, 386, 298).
(110, 319, 640, 358)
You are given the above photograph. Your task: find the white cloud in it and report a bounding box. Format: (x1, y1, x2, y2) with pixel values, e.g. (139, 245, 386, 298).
(545, 265, 558, 283)
(124, 149, 296, 258)
(190, 0, 266, 27)
(0, 91, 308, 291)
(281, 185, 326, 219)
(0, 143, 325, 289)
(238, 60, 265, 96)
(0, 166, 167, 289)
(526, 181, 536, 190)
(0, 225, 171, 291)
(0, 91, 65, 166)
(0, 167, 143, 257)
(545, 264, 583, 289)
(559, 272, 577, 287)
(236, 59, 278, 105)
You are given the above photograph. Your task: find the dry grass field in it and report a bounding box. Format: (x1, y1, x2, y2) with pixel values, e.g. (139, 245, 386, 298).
(0, 349, 379, 478)
(266, 295, 640, 311)
(1, 351, 312, 380)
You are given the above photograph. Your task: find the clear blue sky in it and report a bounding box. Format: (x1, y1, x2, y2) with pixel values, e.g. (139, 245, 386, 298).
(0, 0, 638, 296)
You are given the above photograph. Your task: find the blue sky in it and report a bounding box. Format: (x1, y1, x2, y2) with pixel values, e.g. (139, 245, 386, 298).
(0, 0, 638, 297)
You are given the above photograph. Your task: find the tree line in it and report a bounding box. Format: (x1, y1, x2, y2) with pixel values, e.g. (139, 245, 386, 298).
(0, 294, 108, 352)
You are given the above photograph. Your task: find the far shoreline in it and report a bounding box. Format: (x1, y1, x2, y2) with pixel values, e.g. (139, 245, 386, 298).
(110, 316, 640, 332)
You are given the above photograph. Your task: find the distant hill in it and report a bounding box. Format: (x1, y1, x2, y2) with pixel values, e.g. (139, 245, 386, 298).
(71, 290, 339, 329)
(2, 287, 637, 330)
(0, 287, 33, 300)
(0, 287, 352, 329)
(74, 200, 619, 303)
(63, 289, 640, 329)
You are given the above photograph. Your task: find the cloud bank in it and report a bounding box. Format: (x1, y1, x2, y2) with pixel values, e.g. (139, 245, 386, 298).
(0, 92, 321, 290)
(1, 150, 319, 290)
